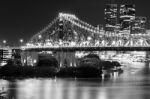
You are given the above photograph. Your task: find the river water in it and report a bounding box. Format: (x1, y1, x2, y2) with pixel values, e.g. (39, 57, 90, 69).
(0, 62, 150, 99)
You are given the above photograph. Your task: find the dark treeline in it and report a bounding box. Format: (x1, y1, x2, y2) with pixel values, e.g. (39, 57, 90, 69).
(0, 59, 58, 78)
(0, 54, 122, 79)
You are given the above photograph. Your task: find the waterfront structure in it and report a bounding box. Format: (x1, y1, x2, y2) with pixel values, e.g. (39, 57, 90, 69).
(0, 49, 12, 66)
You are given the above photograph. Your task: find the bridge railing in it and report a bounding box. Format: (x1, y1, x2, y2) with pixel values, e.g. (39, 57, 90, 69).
(21, 40, 150, 50)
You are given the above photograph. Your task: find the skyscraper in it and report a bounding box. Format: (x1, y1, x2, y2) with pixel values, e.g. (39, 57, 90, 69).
(131, 16, 146, 34)
(104, 4, 118, 32)
(105, 0, 135, 5)
(104, 0, 136, 33)
(120, 4, 136, 33)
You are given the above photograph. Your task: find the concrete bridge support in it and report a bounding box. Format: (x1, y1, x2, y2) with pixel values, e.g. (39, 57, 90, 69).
(21, 51, 39, 66)
(54, 51, 76, 67)
(146, 51, 150, 60)
(21, 51, 77, 67)
(146, 51, 150, 68)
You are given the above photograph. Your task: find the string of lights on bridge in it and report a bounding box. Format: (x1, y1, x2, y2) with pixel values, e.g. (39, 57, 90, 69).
(30, 12, 150, 41)
(0, 12, 148, 50)
(21, 38, 150, 50)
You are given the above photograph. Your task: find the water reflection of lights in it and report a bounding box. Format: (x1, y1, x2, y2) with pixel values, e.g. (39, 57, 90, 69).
(9, 79, 107, 99)
(17, 79, 40, 99)
(0, 80, 8, 92)
(1, 71, 150, 99)
(97, 89, 107, 99)
(0, 61, 149, 99)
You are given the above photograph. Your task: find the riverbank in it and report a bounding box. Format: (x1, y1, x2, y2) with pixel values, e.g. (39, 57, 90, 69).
(0, 65, 149, 99)
(0, 66, 123, 79)
(0, 58, 123, 79)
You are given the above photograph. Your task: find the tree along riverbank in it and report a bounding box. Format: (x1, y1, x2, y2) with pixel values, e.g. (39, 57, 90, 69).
(0, 59, 122, 79)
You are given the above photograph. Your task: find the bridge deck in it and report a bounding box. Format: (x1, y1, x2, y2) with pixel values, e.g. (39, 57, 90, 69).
(22, 47, 150, 51)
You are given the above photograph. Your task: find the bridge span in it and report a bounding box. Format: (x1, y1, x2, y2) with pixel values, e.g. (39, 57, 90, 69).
(21, 46, 150, 51)
(2, 13, 150, 67)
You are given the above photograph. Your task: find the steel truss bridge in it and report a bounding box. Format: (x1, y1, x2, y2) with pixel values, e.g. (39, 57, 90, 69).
(21, 13, 150, 51)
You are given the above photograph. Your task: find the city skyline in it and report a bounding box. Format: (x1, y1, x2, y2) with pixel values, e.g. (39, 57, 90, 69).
(0, 1, 150, 99)
(0, 0, 149, 45)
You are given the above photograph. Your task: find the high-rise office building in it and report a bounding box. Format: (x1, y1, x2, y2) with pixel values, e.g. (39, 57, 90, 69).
(104, 4, 118, 32)
(104, 0, 136, 33)
(119, 4, 136, 32)
(131, 16, 146, 34)
(105, 0, 135, 5)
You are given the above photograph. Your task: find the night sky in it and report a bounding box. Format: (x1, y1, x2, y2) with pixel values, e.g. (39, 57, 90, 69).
(0, 0, 149, 46)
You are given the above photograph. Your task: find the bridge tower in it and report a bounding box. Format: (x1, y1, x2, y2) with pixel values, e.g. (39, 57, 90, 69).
(55, 16, 77, 67)
(54, 51, 76, 67)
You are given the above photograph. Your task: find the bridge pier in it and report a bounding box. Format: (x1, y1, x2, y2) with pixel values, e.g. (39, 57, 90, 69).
(54, 51, 76, 67)
(146, 51, 150, 60)
(21, 51, 77, 67)
(21, 51, 38, 66)
(146, 51, 150, 68)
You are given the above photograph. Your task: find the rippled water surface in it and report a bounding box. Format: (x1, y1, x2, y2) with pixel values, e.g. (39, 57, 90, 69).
(0, 62, 150, 99)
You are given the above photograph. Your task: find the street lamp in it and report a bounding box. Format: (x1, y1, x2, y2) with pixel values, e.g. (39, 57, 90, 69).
(38, 35, 42, 44)
(19, 39, 24, 46)
(20, 39, 23, 43)
(3, 40, 6, 44)
(3, 40, 7, 47)
(38, 35, 42, 39)
(87, 37, 92, 41)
